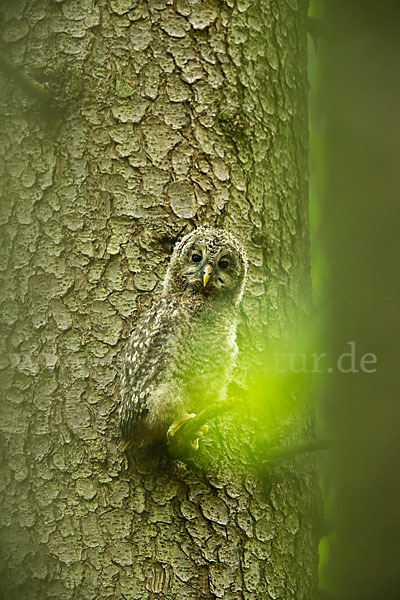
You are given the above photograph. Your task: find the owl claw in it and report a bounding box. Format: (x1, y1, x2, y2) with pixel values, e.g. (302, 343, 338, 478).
(190, 438, 200, 451)
(167, 413, 196, 440)
(189, 423, 210, 451)
(167, 415, 210, 454)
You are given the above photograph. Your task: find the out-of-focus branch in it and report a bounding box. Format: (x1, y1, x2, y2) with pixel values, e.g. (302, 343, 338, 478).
(307, 17, 329, 50)
(265, 438, 333, 464)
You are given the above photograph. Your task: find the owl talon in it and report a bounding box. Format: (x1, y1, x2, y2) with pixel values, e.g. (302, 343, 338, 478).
(167, 413, 196, 441)
(188, 425, 210, 451)
(190, 425, 210, 450)
(166, 415, 211, 454)
(190, 438, 200, 451)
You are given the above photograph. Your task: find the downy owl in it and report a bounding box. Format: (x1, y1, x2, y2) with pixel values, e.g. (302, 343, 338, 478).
(119, 227, 247, 449)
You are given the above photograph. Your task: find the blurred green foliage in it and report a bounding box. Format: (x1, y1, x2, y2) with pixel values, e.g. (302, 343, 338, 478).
(309, 1, 400, 598)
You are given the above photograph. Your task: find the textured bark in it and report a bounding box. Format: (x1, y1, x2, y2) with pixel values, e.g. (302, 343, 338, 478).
(0, 1, 319, 599)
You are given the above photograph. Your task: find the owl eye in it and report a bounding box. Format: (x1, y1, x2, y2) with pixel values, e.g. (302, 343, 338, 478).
(218, 259, 229, 270)
(191, 253, 202, 263)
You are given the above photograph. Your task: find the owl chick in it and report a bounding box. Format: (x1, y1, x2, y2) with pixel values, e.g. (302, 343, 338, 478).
(119, 227, 247, 450)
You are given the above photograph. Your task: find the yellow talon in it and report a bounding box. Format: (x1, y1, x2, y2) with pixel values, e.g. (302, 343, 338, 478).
(167, 413, 196, 440)
(167, 415, 210, 453)
(190, 438, 200, 451)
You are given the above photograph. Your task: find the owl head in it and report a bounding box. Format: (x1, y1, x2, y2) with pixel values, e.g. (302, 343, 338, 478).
(163, 227, 248, 306)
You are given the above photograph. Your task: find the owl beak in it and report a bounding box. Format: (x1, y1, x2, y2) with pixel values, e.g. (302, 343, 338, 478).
(203, 264, 212, 287)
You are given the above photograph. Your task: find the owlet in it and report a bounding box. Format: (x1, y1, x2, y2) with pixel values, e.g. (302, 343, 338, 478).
(119, 227, 248, 449)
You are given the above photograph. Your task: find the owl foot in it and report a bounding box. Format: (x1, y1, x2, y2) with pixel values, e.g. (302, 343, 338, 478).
(167, 416, 209, 456)
(167, 413, 196, 440)
(189, 425, 209, 451)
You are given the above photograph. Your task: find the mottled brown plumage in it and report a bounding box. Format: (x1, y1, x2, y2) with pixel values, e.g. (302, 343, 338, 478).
(119, 227, 247, 447)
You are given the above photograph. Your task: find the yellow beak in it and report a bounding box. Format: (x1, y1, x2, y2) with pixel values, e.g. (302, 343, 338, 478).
(203, 264, 211, 287)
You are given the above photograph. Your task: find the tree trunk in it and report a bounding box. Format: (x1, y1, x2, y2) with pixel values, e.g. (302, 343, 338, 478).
(0, 1, 319, 599)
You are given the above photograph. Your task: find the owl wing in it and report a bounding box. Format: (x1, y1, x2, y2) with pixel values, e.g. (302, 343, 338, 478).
(119, 296, 184, 441)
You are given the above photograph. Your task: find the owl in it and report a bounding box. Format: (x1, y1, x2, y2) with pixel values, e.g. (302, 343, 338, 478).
(119, 226, 248, 450)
